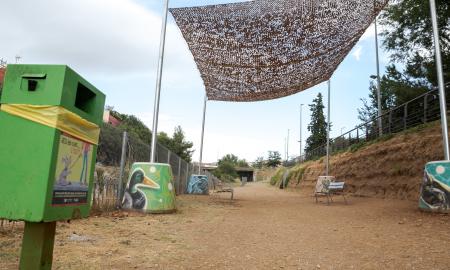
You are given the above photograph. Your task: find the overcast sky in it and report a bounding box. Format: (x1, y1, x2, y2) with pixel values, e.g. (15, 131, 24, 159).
(0, 0, 389, 163)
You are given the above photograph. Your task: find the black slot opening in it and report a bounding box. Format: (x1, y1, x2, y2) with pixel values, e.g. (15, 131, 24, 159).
(28, 80, 38, 91)
(75, 83, 96, 114)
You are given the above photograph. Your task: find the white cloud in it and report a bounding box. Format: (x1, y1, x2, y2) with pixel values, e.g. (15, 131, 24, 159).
(0, 0, 193, 76)
(352, 46, 363, 61)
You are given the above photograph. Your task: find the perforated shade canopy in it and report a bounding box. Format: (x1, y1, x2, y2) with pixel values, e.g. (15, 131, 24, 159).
(170, 0, 388, 102)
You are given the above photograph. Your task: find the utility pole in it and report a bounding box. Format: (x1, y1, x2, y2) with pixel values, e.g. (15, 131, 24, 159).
(299, 104, 304, 161)
(0, 58, 7, 68)
(375, 16, 383, 136)
(287, 129, 290, 161)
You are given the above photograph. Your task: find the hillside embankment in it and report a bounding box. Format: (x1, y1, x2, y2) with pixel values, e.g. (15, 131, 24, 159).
(270, 121, 447, 200)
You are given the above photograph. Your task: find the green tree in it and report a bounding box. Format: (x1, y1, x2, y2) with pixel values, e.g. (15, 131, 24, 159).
(253, 157, 265, 169)
(99, 110, 194, 164)
(359, 0, 449, 127)
(213, 154, 241, 181)
(158, 126, 194, 162)
(380, 0, 449, 87)
(266, 151, 282, 168)
(237, 159, 249, 167)
(305, 93, 329, 154)
(110, 110, 152, 145)
(218, 154, 239, 165)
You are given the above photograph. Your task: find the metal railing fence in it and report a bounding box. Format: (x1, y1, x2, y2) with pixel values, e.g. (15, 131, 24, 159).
(298, 84, 450, 163)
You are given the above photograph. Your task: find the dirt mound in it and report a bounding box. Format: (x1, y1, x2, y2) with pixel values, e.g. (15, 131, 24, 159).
(288, 122, 446, 200)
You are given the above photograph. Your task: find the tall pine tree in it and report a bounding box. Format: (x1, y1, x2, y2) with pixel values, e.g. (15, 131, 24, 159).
(305, 93, 329, 154)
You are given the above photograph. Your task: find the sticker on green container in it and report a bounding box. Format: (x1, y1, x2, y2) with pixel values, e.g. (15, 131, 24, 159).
(122, 163, 176, 213)
(52, 133, 93, 205)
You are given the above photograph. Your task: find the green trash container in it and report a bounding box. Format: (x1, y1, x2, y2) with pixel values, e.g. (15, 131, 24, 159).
(122, 163, 176, 213)
(0, 64, 106, 222)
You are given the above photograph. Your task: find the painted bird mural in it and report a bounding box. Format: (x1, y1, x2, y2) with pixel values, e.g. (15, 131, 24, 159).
(122, 169, 159, 210)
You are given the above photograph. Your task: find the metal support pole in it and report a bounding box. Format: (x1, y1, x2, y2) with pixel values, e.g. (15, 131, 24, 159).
(150, 0, 170, 163)
(20, 221, 57, 270)
(375, 17, 383, 136)
(118, 131, 128, 207)
(299, 104, 304, 162)
(177, 158, 182, 195)
(287, 129, 290, 161)
(199, 93, 208, 174)
(326, 80, 331, 176)
(185, 163, 189, 193)
(429, 0, 449, 160)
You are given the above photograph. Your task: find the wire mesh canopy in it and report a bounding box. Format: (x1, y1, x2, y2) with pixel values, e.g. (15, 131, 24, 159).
(170, 0, 388, 102)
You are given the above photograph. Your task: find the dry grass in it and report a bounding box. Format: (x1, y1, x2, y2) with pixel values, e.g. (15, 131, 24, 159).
(288, 122, 445, 200)
(1, 183, 449, 269)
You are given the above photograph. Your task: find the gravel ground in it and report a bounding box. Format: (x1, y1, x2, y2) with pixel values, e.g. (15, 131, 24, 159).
(1, 182, 449, 269)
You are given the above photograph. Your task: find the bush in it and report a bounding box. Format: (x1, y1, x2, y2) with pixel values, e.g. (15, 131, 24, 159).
(270, 168, 286, 186)
(97, 124, 150, 167)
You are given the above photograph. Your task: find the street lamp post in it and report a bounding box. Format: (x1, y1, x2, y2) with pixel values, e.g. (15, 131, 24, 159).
(375, 16, 383, 136)
(299, 104, 304, 162)
(326, 80, 331, 176)
(287, 129, 290, 161)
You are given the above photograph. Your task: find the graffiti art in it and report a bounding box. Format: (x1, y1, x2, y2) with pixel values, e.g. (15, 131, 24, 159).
(122, 163, 176, 213)
(187, 175, 209, 195)
(419, 161, 450, 213)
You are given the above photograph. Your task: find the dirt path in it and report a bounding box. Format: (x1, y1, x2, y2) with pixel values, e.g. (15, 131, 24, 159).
(1, 182, 450, 269)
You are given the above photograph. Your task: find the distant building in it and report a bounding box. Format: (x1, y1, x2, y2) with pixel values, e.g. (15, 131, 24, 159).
(103, 109, 121, 127)
(202, 163, 255, 182)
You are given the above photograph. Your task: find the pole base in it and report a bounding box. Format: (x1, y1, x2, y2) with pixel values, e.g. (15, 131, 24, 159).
(19, 221, 56, 270)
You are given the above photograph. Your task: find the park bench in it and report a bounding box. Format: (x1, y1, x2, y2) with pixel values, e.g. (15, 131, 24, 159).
(314, 176, 347, 205)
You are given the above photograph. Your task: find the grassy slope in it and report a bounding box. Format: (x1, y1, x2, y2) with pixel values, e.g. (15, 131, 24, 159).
(285, 121, 446, 200)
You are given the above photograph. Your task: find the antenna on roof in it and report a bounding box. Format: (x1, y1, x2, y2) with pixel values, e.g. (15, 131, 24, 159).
(0, 58, 6, 68)
(15, 55, 22, 64)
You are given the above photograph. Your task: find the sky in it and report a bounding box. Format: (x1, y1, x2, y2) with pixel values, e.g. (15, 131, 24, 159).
(0, 0, 390, 163)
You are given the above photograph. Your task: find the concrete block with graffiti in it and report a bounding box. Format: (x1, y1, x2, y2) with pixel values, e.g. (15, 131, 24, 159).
(122, 163, 176, 213)
(419, 161, 450, 213)
(187, 175, 209, 195)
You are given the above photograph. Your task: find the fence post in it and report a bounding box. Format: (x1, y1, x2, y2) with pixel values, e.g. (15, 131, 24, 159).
(356, 128, 359, 143)
(404, 103, 408, 130)
(424, 94, 428, 123)
(177, 158, 181, 195)
(365, 124, 369, 140)
(389, 111, 392, 134)
(117, 131, 128, 208)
